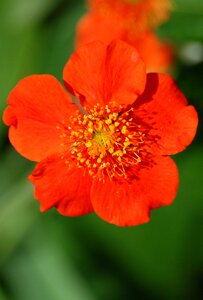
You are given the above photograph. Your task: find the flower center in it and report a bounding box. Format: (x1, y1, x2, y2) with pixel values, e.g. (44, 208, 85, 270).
(68, 104, 145, 180)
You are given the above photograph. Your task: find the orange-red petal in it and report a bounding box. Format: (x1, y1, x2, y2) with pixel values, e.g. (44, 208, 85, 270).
(88, 0, 171, 32)
(132, 31, 173, 72)
(29, 155, 93, 216)
(90, 156, 178, 226)
(63, 40, 146, 108)
(76, 12, 172, 72)
(3, 75, 78, 161)
(76, 12, 124, 49)
(134, 73, 198, 155)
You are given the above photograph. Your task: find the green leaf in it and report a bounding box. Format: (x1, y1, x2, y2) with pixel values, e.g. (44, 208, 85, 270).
(159, 11, 203, 43)
(0, 179, 37, 265)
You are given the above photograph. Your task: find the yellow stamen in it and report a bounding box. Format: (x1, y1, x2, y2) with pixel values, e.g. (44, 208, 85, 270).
(68, 103, 145, 180)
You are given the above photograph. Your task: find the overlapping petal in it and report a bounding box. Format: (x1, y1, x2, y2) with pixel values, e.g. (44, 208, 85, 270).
(134, 73, 198, 155)
(76, 12, 172, 72)
(29, 154, 93, 216)
(132, 31, 173, 72)
(76, 12, 124, 48)
(91, 156, 178, 226)
(63, 40, 146, 108)
(3, 75, 78, 161)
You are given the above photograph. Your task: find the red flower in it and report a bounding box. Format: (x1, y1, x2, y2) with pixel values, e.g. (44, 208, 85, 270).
(3, 40, 198, 226)
(88, 0, 172, 34)
(76, 12, 173, 72)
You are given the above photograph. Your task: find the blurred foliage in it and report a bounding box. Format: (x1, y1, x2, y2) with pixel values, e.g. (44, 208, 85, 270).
(0, 0, 203, 299)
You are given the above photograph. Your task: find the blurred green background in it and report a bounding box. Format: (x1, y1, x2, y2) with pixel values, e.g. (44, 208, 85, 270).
(0, 0, 203, 299)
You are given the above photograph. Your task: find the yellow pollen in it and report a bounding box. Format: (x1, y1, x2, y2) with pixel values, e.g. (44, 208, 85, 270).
(121, 126, 127, 134)
(68, 103, 145, 180)
(87, 128, 93, 133)
(109, 124, 115, 131)
(85, 141, 92, 147)
(105, 119, 112, 125)
(113, 150, 123, 157)
(124, 141, 131, 148)
(109, 147, 114, 154)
